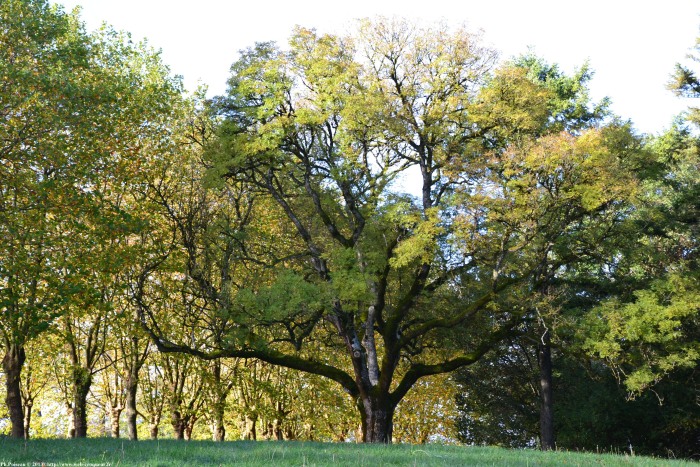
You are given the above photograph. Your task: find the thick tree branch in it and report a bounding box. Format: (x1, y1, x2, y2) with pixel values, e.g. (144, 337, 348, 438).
(142, 321, 358, 398)
(398, 276, 518, 348)
(390, 317, 523, 405)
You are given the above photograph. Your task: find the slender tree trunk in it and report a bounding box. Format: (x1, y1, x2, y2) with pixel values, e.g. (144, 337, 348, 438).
(109, 406, 122, 438)
(355, 423, 363, 443)
(273, 418, 283, 441)
(263, 421, 273, 440)
(99, 413, 107, 437)
(149, 414, 160, 439)
(125, 333, 148, 441)
(284, 426, 296, 441)
(211, 400, 226, 441)
(125, 371, 139, 440)
(359, 395, 394, 443)
(538, 329, 555, 450)
(306, 423, 316, 441)
(184, 415, 196, 441)
(23, 399, 33, 439)
(209, 359, 228, 441)
(65, 403, 75, 438)
(2, 345, 26, 439)
(72, 367, 92, 438)
(272, 400, 285, 440)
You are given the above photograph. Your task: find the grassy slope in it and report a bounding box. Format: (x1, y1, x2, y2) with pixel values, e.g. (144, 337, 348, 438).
(0, 438, 695, 466)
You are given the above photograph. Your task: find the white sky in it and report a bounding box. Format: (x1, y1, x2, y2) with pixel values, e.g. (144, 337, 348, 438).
(53, 0, 700, 135)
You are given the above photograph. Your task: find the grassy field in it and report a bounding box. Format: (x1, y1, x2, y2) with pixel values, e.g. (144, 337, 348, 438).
(0, 438, 695, 466)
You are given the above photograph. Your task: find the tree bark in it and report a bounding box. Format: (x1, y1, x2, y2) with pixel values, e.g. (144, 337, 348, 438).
(272, 417, 283, 441)
(125, 371, 139, 440)
(184, 415, 196, 441)
(65, 403, 75, 438)
(109, 405, 122, 438)
(2, 345, 26, 439)
(72, 367, 92, 438)
(359, 395, 394, 443)
(211, 401, 226, 441)
(23, 398, 33, 439)
(242, 414, 257, 440)
(538, 329, 555, 451)
(149, 414, 160, 439)
(171, 409, 185, 440)
(208, 359, 230, 441)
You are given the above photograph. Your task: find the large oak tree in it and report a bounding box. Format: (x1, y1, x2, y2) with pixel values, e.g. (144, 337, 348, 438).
(140, 19, 641, 442)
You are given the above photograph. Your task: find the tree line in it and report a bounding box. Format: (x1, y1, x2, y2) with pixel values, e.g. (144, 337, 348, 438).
(1, 0, 697, 457)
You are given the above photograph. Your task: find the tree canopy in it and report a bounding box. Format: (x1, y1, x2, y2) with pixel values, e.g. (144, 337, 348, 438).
(0, 0, 181, 438)
(138, 19, 644, 443)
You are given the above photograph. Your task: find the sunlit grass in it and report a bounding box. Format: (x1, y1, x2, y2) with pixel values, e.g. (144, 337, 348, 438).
(0, 438, 694, 466)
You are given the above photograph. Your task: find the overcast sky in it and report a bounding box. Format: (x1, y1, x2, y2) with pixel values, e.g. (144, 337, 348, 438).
(53, 0, 700, 135)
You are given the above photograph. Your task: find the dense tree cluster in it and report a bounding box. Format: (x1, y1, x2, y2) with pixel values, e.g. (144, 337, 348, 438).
(0, 0, 697, 458)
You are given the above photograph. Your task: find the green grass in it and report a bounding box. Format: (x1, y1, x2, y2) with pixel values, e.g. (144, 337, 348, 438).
(0, 438, 695, 466)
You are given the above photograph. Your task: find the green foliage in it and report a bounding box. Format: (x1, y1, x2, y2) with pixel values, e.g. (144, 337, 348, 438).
(512, 54, 610, 131)
(577, 117, 699, 396)
(0, 0, 181, 348)
(454, 339, 540, 448)
(389, 208, 443, 269)
(668, 35, 700, 125)
(554, 362, 699, 459)
(456, 347, 700, 459)
(237, 271, 327, 322)
(583, 272, 699, 393)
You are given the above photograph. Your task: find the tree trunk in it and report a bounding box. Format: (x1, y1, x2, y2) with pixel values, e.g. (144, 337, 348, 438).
(66, 403, 75, 438)
(359, 396, 394, 443)
(212, 407, 226, 441)
(72, 367, 92, 438)
(538, 329, 555, 451)
(242, 414, 257, 440)
(272, 400, 285, 440)
(261, 420, 270, 440)
(171, 409, 185, 440)
(305, 423, 316, 441)
(2, 345, 26, 439)
(273, 417, 283, 441)
(284, 426, 296, 440)
(212, 421, 225, 441)
(98, 414, 107, 437)
(125, 371, 139, 440)
(149, 414, 160, 440)
(109, 406, 122, 438)
(124, 334, 148, 441)
(23, 399, 33, 439)
(210, 391, 226, 441)
(184, 415, 196, 441)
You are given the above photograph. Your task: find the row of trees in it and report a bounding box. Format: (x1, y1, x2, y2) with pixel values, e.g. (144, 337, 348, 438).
(1, 0, 697, 456)
(10, 334, 456, 442)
